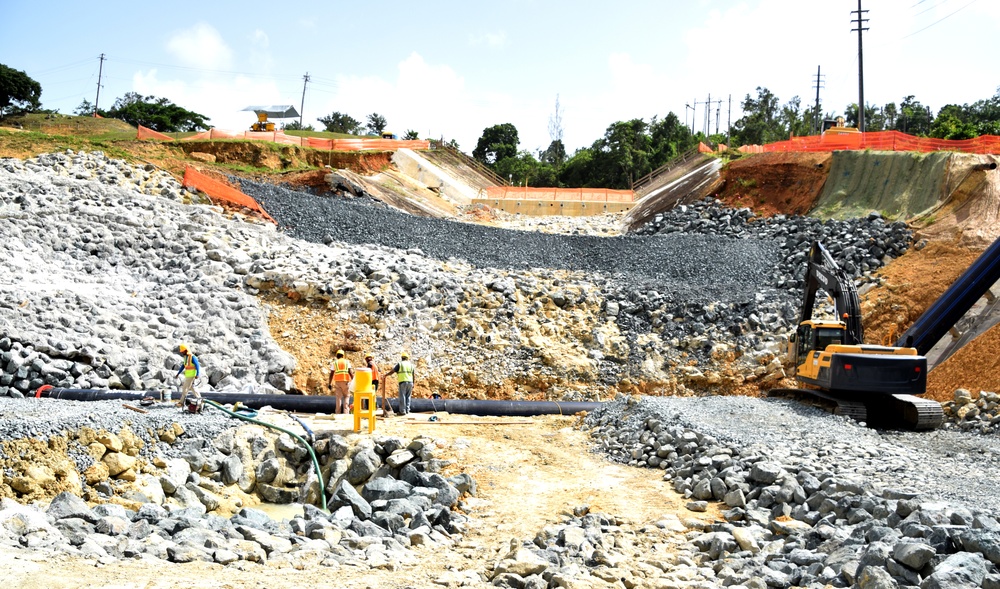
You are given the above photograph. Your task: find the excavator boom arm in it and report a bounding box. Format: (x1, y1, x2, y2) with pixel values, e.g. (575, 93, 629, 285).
(800, 242, 864, 344)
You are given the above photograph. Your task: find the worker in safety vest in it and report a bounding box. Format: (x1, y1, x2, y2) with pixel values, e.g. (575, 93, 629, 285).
(176, 343, 201, 406)
(385, 352, 415, 416)
(328, 349, 354, 414)
(364, 351, 392, 417)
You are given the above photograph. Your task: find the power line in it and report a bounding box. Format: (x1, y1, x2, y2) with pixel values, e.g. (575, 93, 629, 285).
(902, 0, 978, 38)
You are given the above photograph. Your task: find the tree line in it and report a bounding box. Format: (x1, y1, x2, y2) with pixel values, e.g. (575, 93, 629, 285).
(3, 62, 999, 189)
(474, 85, 1000, 189)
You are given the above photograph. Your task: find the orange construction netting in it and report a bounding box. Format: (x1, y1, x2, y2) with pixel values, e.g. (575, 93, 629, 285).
(181, 166, 275, 224)
(486, 186, 634, 203)
(738, 131, 1000, 155)
(136, 125, 173, 141)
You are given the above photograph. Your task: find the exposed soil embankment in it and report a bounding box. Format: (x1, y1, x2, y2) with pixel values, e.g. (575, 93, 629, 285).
(715, 151, 831, 216)
(177, 141, 392, 173)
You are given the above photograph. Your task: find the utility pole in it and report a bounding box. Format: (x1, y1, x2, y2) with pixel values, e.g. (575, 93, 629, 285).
(726, 94, 732, 147)
(94, 53, 105, 117)
(812, 65, 825, 133)
(851, 0, 869, 132)
(685, 101, 695, 134)
(299, 72, 310, 128)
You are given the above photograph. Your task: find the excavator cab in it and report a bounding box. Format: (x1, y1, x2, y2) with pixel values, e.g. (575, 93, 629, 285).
(789, 320, 845, 374)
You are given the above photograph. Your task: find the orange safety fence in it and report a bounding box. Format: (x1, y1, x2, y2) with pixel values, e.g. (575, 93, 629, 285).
(137, 125, 174, 141)
(738, 131, 1000, 155)
(486, 186, 635, 203)
(181, 166, 276, 224)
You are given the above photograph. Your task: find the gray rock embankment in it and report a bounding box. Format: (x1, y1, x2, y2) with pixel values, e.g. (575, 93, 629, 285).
(0, 398, 474, 568)
(537, 395, 1000, 589)
(0, 151, 295, 395)
(0, 150, 918, 403)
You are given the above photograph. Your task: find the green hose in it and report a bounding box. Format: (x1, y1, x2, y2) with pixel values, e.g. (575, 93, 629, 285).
(203, 399, 327, 512)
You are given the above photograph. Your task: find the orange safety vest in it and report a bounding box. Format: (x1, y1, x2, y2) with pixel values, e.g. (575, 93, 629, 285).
(368, 362, 380, 382)
(332, 358, 352, 382)
(183, 354, 197, 378)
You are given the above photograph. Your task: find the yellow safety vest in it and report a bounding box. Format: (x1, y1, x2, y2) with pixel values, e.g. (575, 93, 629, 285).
(396, 360, 414, 383)
(332, 358, 352, 382)
(183, 354, 197, 378)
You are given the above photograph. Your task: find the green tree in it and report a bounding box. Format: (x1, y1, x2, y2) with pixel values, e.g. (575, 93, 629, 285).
(539, 139, 566, 167)
(74, 99, 100, 117)
(558, 148, 596, 187)
(366, 113, 388, 135)
(282, 120, 314, 131)
(403, 129, 419, 140)
(318, 112, 361, 134)
(731, 87, 781, 145)
(649, 112, 695, 163)
(590, 119, 652, 189)
(0, 63, 42, 116)
(929, 104, 978, 139)
(473, 123, 519, 166)
(896, 95, 933, 135)
(964, 89, 1000, 136)
(844, 102, 879, 130)
(105, 92, 209, 132)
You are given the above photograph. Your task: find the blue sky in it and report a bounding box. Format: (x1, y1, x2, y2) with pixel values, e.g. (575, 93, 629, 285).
(4, 0, 998, 153)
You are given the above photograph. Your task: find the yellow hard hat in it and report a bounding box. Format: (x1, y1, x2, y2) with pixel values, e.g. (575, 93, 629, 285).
(336, 349, 345, 358)
(178, 343, 189, 353)
(364, 351, 373, 360)
(401, 351, 409, 359)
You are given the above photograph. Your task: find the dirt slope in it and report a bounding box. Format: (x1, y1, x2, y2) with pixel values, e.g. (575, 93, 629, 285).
(715, 151, 831, 216)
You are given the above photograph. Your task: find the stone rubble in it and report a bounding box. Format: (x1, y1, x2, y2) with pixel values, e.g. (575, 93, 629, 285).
(0, 397, 472, 569)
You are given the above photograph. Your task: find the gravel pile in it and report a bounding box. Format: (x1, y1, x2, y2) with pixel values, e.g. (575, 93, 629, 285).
(576, 395, 1000, 589)
(634, 196, 914, 288)
(239, 178, 780, 304)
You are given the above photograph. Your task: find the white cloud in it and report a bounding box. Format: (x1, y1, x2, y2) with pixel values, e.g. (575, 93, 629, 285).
(166, 23, 233, 70)
(251, 29, 269, 49)
(468, 31, 507, 47)
(132, 69, 293, 131)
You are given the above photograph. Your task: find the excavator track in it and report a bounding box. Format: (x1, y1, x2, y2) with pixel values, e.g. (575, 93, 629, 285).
(767, 388, 867, 422)
(767, 388, 944, 430)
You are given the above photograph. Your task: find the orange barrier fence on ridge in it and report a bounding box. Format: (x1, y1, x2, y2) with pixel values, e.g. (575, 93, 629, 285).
(137, 126, 430, 151)
(486, 186, 634, 203)
(137, 125, 173, 141)
(738, 130, 1000, 155)
(182, 166, 275, 224)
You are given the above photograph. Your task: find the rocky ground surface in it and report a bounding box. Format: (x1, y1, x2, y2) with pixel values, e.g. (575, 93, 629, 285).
(3, 147, 1000, 588)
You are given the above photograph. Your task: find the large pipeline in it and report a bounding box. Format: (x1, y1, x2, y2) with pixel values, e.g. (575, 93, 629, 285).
(39, 388, 603, 417)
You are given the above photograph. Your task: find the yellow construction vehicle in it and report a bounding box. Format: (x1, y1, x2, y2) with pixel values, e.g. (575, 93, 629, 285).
(250, 112, 275, 132)
(771, 241, 941, 429)
(242, 105, 300, 132)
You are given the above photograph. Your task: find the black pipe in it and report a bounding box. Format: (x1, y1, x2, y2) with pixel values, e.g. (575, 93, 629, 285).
(40, 388, 603, 417)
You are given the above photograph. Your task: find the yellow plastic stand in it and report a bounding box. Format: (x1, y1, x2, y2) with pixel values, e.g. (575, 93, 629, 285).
(353, 368, 376, 433)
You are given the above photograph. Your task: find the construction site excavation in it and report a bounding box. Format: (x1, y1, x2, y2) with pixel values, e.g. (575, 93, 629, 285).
(3, 123, 1000, 589)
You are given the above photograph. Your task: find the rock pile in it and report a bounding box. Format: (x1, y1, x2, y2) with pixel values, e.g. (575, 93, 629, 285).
(581, 395, 1000, 589)
(940, 388, 1000, 435)
(634, 197, 914, 288)
(0, 152, 296, 395)
(0, 398, 473, 567)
